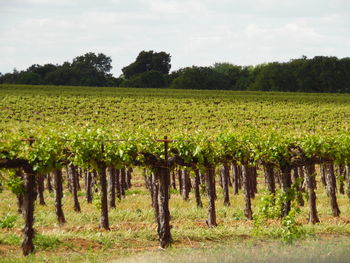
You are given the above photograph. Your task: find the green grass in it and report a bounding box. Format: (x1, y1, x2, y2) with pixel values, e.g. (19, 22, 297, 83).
(33, 234, 61, 250)
(0, 171, 349, 262)
(114, 237, 350, 263)
(0, 214, 17, 229)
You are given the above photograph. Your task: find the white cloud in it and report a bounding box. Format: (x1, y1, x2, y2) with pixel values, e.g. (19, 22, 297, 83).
(149, 0, 207, 15)
(0, 0, 349, 74)
(25, 0, 76, 6)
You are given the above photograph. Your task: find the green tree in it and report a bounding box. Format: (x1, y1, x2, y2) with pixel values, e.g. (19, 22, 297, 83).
(251, 62, 295, 92)
(27, 64, 58, 81)
(170, 66, 230, 90)
(72, 52, 112, 74)
(1, 69, 20, 84)
(71, 52, 113, 86)
(44, 62, 80, 86)
(339, 58, 350, 93)
(122, 50, 171, 79)
(17, 72, 41, 85)
(212, 63, 253, 90)
(122, 70, 167, 88)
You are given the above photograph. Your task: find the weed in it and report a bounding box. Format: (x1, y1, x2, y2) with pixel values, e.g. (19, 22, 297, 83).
(0, 214, 17, 229)
(125, 189, 145, 196)
(279, 209, 306, 244)
(252, 190, 306, 244)
(0, 234, 21, 245)
(33, 234, 61, 250)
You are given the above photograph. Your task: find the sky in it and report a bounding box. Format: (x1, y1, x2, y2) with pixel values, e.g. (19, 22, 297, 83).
(1, 0, 350, 77)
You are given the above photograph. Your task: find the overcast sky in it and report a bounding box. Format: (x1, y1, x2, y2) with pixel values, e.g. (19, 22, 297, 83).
(1, 0, 349, 76)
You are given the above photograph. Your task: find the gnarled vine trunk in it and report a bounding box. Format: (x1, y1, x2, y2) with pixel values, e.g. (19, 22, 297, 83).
(115, 169, 121, 200)
(346, 165, 350, 201)
(205, 167, 217, 227)
(37, 174, 46, 205)
(325, 163, 340, 217)
(292, 167, 304, 206)
(108, 167, 116, 209)
(263, 164, 275, 194)
(248, 166, 257, 199)
(178, 169, 183, 193)
(193, 169, 203, 208)
(97, 162, 109, 230)
(181, 170, 190, 201)
(46, 173, 53, 193)
(22, 171, 36, 256)
(15, 169, 24, 214)
(298, 166, 306, 192)
(275, 169, 282, 189)
(241, 164, 253, 220)
(120, 168, 126, 198)
(86, 170, 93, 203)
(126, 167, 132, 189)
(337, 165, 345, 195)
(222, 164, 230, 206)
(304, 164, 320, 224)
(281, 166, 292, 217)
(67, 165, 81, 212)
(155, 166, 172, 248)
(320, 164, 327, 189)
(150, 172, 159, 224)
(171, 171, 176, 189)
(76, 167, 82, 192)
(53, 168, 65, 225)
(232, 163, 239, 195)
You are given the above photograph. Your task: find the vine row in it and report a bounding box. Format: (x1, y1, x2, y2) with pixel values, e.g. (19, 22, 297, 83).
(1, 129, 350, 255)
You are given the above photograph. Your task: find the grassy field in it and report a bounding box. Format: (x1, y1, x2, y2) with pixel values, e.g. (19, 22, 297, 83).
(116, 237, 350, 263)
(0, 170, 350, 262)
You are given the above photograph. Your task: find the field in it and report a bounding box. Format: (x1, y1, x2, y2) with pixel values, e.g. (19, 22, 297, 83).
(1, 84, 350, 262)
(1, 84, 350, 135)
(0, 176, 350, 263)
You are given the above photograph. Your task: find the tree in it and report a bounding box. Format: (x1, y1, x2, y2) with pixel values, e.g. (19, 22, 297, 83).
(170, 66, 230, 90)
(251, 62, 295, 92)
(1, 69, 20, 84)
(212, 63, 252, 90)
(70, 52, 113, 86)
(72, 52, 112, 74)
(27, 64, 58, 81)
(339, 58, 350, 93)
(122, 50, 171, 79)
(17, 72, 41, 85)
(44, 62, 80, 86)
(122, 70, 167, 88)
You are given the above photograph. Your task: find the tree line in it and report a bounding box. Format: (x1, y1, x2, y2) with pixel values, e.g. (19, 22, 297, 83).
(1, 51, 350, 93)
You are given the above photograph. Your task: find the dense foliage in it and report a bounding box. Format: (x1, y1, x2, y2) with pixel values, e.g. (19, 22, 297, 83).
(1, 85, 350, 136)
(0, 53, 120, 87)
(1, 130, 350, 174)
(1, 52, 350, 92)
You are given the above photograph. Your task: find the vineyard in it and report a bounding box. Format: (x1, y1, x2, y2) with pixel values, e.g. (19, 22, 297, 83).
(1, 84, 350, 261)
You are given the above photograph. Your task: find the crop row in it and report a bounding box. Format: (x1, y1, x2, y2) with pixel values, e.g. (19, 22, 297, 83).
(1, 85, 350, 136)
